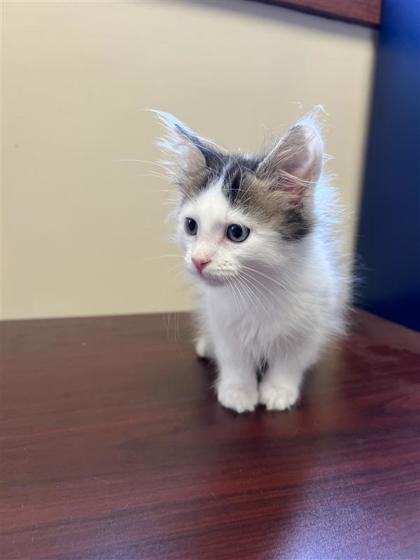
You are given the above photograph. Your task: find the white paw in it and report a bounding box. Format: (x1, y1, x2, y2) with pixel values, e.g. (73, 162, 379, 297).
(195, 336, 213, 359)
(259, 382, 299, 411)
(217, 383, 258, 413)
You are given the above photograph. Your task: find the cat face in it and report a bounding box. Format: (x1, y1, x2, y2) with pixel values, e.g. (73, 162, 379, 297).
(157, 111, 323, 287)
(178, 179, 282, 285)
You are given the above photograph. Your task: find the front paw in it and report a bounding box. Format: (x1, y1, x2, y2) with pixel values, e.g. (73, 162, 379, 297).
(259, 382, 299, 411)
(217, 383, 258, 413)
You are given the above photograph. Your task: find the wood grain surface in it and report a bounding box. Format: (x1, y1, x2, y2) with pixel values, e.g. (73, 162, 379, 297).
(1, 311, 419, 559)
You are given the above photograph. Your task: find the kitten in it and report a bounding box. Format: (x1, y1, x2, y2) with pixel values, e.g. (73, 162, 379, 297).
(157, 110, 349, 413)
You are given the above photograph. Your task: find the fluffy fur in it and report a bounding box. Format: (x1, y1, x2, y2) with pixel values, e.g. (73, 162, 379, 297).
(157, 110, 349, 413)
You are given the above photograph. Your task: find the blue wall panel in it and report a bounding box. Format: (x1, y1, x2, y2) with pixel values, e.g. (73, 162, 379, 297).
(356, 0, 420, 331)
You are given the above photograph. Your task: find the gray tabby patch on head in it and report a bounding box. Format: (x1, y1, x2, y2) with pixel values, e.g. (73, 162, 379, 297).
(157, 110, 324, 240)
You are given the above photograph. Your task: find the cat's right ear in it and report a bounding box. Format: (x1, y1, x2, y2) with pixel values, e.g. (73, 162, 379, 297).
(256, 114, 324, 208)
(154, 111, 224, 190)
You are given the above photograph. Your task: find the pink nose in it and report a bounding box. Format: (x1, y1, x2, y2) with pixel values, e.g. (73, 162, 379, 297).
(192, 257, 211, 273)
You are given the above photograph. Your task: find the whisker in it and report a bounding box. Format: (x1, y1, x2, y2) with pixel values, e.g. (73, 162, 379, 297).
(143, 254, 182, 262)
(238, 272, 273, 314)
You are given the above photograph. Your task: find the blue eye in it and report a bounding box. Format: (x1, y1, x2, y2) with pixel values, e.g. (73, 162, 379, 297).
(185, 217, 198, 235)
(226, 224, 250, 243)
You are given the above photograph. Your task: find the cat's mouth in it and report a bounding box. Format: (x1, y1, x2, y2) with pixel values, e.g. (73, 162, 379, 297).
(200, 274, 227, 287)
(192, 269, 237, 287)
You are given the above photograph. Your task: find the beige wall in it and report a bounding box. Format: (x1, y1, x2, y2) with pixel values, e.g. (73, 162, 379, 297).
(1, 0, 375, 319)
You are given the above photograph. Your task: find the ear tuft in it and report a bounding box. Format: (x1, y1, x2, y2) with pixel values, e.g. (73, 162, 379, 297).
(154, 111, 206, 186)
(154, 110, 225, 192)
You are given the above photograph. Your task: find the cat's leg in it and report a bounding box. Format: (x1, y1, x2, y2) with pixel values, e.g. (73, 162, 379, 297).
(195, 334, 215, 360)
(259, 341, 321, 411)
(214, 338, 258, 413)
(193, 306, 215, 360)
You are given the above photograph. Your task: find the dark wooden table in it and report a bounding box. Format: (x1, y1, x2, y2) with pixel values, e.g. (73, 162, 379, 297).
(1, 311, 419, 560)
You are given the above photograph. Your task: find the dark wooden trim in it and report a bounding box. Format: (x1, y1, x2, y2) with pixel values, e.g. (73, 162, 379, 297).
(250, 0, 382, 26)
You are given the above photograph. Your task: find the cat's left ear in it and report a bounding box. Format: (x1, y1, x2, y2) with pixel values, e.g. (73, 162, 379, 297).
(257, 120, 323, 206)
(154, 111, 225, 190)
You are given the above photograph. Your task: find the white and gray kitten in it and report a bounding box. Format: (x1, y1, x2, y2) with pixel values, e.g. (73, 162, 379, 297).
(158, 110, 349, 413)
